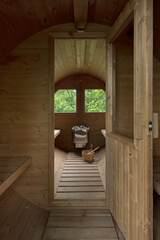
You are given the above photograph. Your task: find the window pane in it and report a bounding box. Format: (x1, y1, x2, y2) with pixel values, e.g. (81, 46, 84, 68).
(85, 89, 106, 112)
(54, 90, 76, 113)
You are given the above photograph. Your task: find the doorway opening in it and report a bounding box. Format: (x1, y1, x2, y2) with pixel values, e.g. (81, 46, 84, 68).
(49, 34, 107, 203)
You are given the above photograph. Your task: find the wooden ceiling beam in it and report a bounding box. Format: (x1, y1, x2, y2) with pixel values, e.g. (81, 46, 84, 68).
(73, 0, 88, 31)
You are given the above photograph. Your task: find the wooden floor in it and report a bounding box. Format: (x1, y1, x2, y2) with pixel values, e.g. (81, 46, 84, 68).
(43, 208, 118, 240)
(0, 188, 49, 240)
(55, 152, 106, 200)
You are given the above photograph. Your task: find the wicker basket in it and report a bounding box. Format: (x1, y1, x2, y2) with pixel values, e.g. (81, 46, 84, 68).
(82, 149, 94, 162)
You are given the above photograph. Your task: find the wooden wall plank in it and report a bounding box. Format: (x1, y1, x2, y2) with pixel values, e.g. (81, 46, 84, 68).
(134, 0, 153, 239)
(48, 36, 55, 203)
(0, 23, 110, 207)
(106, 44, 115, 134)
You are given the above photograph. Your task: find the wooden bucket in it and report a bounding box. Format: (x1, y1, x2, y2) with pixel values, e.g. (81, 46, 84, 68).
(82, 149, 94, 162)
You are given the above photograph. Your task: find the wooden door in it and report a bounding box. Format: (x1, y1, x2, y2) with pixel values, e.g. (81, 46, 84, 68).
(106, 0, 153, 239)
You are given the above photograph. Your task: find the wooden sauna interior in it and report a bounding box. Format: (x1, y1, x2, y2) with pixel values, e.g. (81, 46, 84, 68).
(0, 0, 159, 239)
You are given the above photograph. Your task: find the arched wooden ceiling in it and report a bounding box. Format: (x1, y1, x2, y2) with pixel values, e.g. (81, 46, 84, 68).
(0, 0, 128, 64)
(55, 38, 106, 83)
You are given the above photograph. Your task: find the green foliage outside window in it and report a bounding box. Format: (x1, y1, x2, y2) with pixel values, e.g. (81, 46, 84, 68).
(54, 89, 106, 113)
(54, 89, 76, 113)
(85, 89, 106, 112)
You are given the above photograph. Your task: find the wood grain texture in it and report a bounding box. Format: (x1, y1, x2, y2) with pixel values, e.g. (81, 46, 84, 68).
(0, 188, 49, 240)
(114, 27, 134, 139)
(0, 23, 110, 207)
(55, 151, 105, 200)
(106, 133, 134, 240)
(54, 38, 107, 83)
(0, 157, 31, 196)
(43, 208, 118, 240)
(0, 0, 128, 64)
(106, 0, 153, 239)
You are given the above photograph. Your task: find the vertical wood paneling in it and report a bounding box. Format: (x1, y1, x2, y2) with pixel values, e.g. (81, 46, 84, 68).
(0, 23, 110, 207)
(106, 134, 135, 240)
(48, 36, 55, 203)
(0, 29, 49, 206)
(134, 0, 153, 239)
(106, 1, 153, 239)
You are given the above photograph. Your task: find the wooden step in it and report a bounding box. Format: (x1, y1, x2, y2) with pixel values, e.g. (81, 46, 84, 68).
(62, 173, 100, 177)
(55, 192, 106, 199)
(60, 177, 102, 182)
(62, 170, 99, 173)
(57, 186, 105, 193)
(59, 181, 103, 187)
(50, 209, 111, 216)
(47, 216, 114, 228)
(43, 208, 118, 240)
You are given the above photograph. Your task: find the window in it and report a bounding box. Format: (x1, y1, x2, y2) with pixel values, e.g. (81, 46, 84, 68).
(85, 89, 106, 112)
(54, 89, 76, 113)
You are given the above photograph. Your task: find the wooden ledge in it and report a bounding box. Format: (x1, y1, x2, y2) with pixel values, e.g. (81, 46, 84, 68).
(106, 132, 134, 147)
(54, 129, 61, 139)
(101, 129, 106, 138)
(0, 157, 32, 196)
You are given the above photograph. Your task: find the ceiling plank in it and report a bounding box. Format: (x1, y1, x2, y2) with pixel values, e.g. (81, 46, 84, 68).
(73, 0, 88, 30)
(76, 40, 86, 68)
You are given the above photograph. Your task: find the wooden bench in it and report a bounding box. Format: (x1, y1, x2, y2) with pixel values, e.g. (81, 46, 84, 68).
(0, 157, 32, 196)
(0, 187, 49, 240)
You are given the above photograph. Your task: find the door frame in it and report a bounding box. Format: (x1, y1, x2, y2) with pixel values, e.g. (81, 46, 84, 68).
(48, 32, 107, 203)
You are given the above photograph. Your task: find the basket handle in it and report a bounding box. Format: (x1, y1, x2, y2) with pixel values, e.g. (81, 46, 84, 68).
(87, 147, 99, 155)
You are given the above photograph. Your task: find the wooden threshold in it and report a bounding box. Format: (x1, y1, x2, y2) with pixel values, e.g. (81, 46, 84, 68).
(43, 208, 118, 240)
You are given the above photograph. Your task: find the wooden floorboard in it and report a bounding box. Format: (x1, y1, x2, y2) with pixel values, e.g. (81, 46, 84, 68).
(60, 177, 102, 182)
(47, 216, 114, 228)
(59, 181, 103, 187)
(57, 186, 105, 192)
(55, 151, 106, 200)
(43, 208, 118, 240)
(50, 208, 111, 216)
